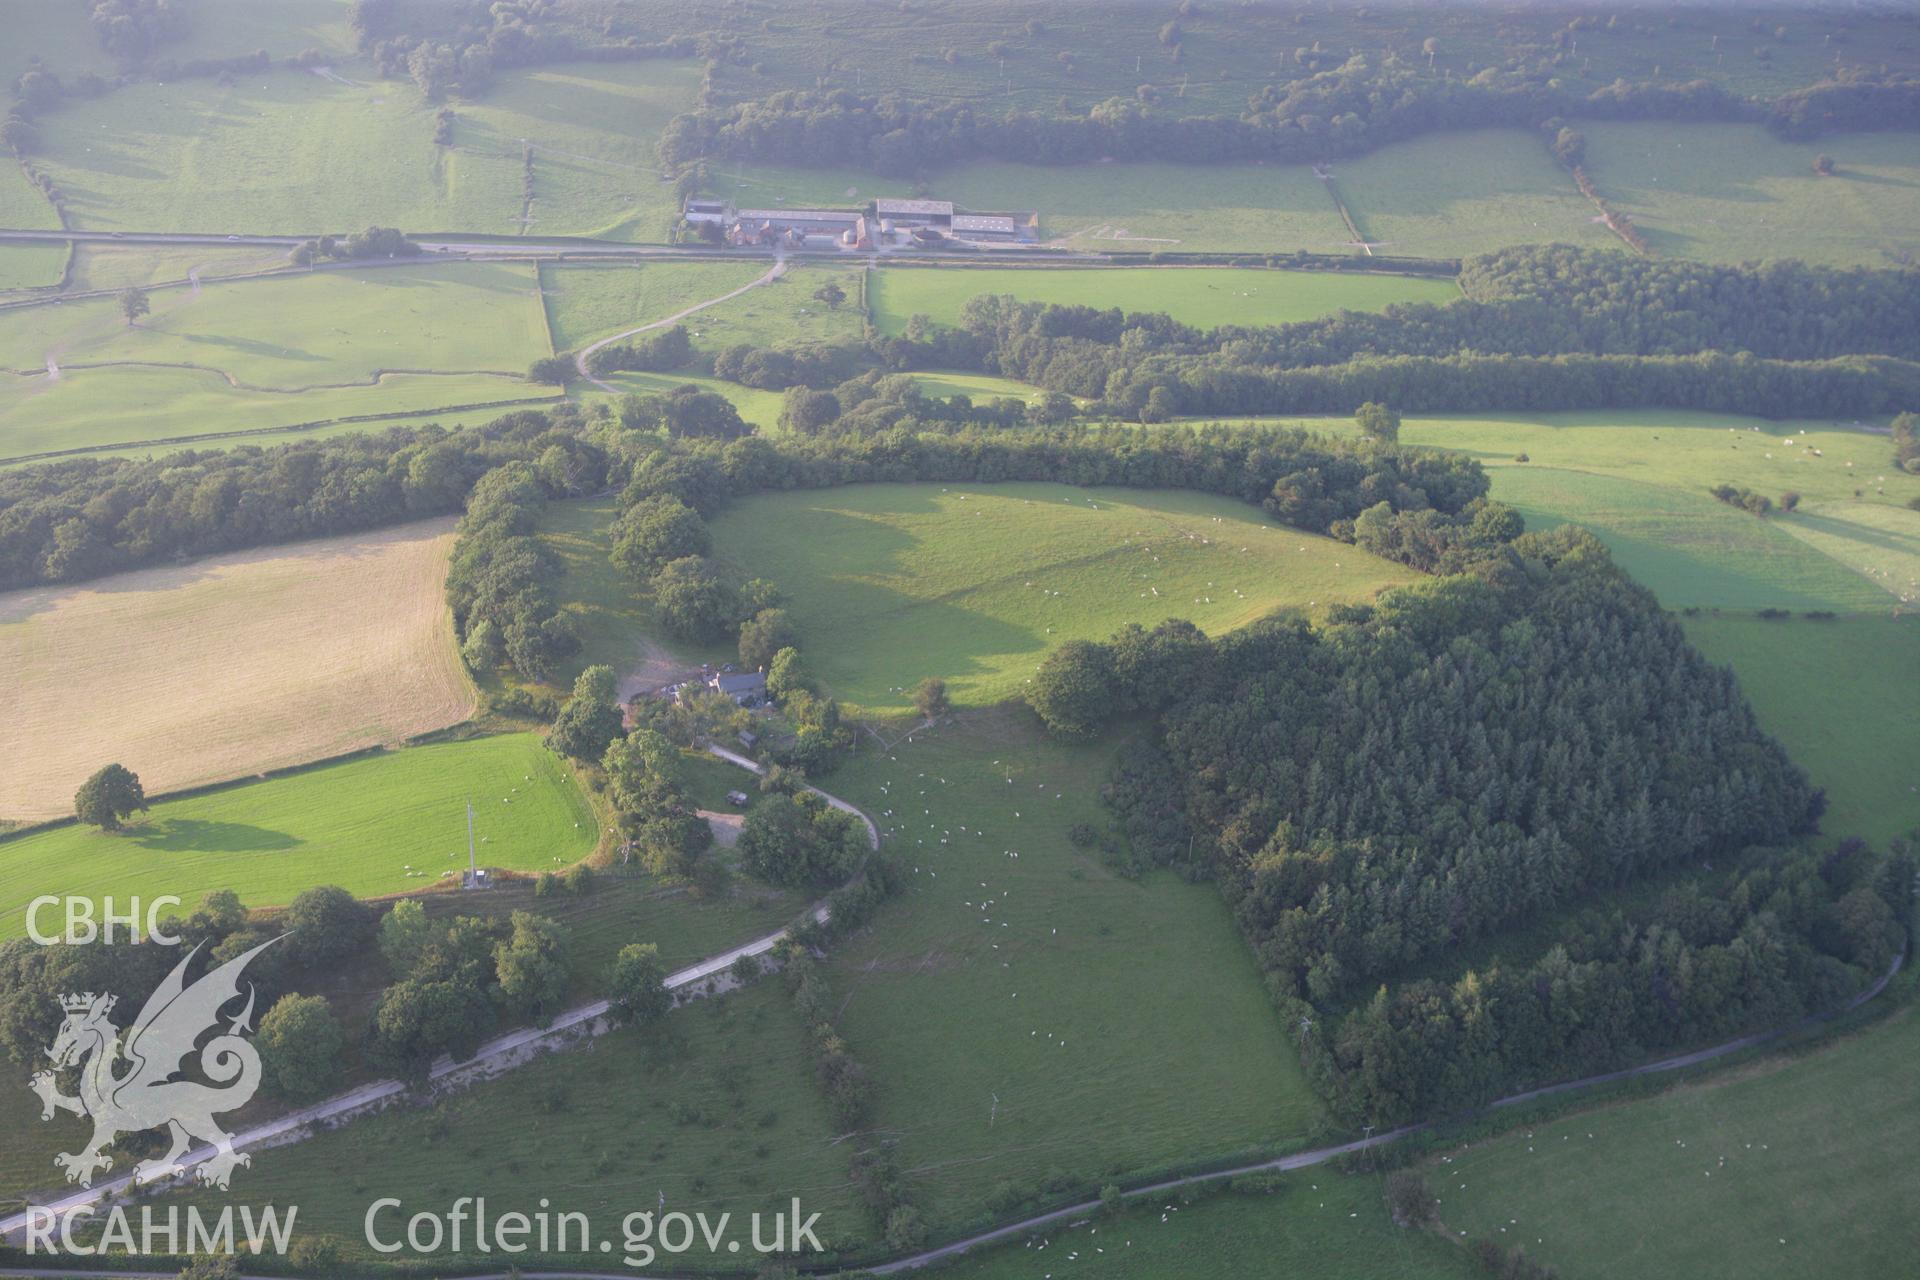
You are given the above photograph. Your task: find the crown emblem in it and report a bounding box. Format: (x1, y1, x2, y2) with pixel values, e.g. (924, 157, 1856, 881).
(60, 992, 115, 1016)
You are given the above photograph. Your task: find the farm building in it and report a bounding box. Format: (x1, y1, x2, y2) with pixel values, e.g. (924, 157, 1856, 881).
(708, 670, 769, 706)
(874, 197, 955, 229)
(689, 195, 1041, 249)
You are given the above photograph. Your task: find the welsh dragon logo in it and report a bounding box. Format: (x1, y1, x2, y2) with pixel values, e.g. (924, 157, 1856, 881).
(29, 937, 278, 1191)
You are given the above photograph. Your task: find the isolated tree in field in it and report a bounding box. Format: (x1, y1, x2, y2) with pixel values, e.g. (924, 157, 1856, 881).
(1384, 1170, 1438, 1227)
(1814, 153, 1835, 175)
(607, 942, 671, 1026)
(913, 677, 950, 720)
(1356, 400, 1401, 442)
(256, 994, 344, 1102)
(812, 281, 847, 311)
(116, 286, 149, 328)
(74, 763, 147, 831)
(1893, 412, 1920, 472)
(738, 606, 797, 671)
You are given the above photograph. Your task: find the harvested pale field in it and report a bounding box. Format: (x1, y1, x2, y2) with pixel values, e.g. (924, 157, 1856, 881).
(0, 520, 474, 823)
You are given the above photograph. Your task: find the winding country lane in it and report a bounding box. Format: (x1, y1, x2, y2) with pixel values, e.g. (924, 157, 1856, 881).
(0, 745, 873, 1244)
(572, 258, 787, 392)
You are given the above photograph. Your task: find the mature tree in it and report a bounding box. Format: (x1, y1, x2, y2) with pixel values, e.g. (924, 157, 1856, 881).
(379, 899, 435, 978)
(737, 791, 865, 889)
(282, 886, 374, 970)
(528, 354, 576, 385)
(611, 495, 710, 579)
(494, 911, 572, 1024)
(256, 994, 345, 1102)
(547, 664, 625, 762)
(1355, 401, 1401, 442)
(1814, 152, 1835, 175)
(606, 942, 671, 1026)
(651, 556, 739, 638)
(1025, 640, 1114, 739)
(766, 646, 811, 701)
(912, 677, 950, 720)
(366, 978, 493, 1084)
(812, 281, 847, 311)
(117, 286, 150, 328)
(738, 607, 797, 671)
(74, 763, 147, 831)
(780, 386, 841, 434)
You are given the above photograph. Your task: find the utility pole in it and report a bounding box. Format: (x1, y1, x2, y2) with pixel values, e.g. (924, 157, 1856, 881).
(990, 1093, 999, 1127)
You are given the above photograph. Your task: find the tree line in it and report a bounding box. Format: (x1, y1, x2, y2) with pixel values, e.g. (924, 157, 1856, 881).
(659, 57, 1920, 176)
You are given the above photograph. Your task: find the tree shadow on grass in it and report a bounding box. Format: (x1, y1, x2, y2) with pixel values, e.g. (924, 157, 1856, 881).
(127, 818, 299, 853)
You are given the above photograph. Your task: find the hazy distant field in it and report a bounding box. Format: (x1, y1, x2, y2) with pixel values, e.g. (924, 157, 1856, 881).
(0, 241, 67, 291)
(28, 58, 699, 239)
(1333, 129, 1618, 258)
(539, 259, 767, 351)
(0, 365, 551, 461)
(0, 260, 548, 386)
(868, 264, 1459, 333)
(1581, 124, 1920, 267)
(0, 520, 474, 824)
(63, 241, 292, 292)
(707, 481, 1416, 711)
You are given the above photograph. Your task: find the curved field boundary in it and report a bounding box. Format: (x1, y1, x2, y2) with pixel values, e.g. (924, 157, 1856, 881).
(573, 256, 787, 391)
(7, 359, 529, 394)
(0, 392, 565, 466)
(0, 746, 877, 1240)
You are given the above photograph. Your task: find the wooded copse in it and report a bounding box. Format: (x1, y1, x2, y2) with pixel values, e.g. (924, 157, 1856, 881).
(1090, 527, 1908, 1125)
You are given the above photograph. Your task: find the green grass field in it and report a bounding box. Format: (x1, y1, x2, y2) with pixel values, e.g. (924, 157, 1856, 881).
(461, 60, 702, 241)
(27, 57, 698, 239)
(868, 265, 1459, 333)
(585, 370, 789, 431)
(1424, 1001, 1920, 1280)
(907, 370, 1055, 405)
(1581, 124, 1920, 267)
(32, 67, 524, 235)
(1364, 411, 1920, 614)
(162, 981, 866, 1262)
(0, 260, 548, 386)
(1682, 616, 1920, 845)
(1490, 468, 1895, 613)
(0, 735, 596, 938)
(0, 241, 67, 291)
(0, 364, 553, 462)
(825, 709, 1328, 1225)
(706, 481, 1416, 712)
(540, 260, 768, 351)
(0, 161, 61, 231)
(940, 1172, 1477, 1279)
(63, 241, 292, 292)
(1333, 129, 1617, 259)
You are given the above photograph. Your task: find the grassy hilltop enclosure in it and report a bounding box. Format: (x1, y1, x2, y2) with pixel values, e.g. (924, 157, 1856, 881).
(706, 481, 1417, 712)
(868, 265, 1460, 334)
(0, 520, 474, 823)
(0, 733, 594, 939)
